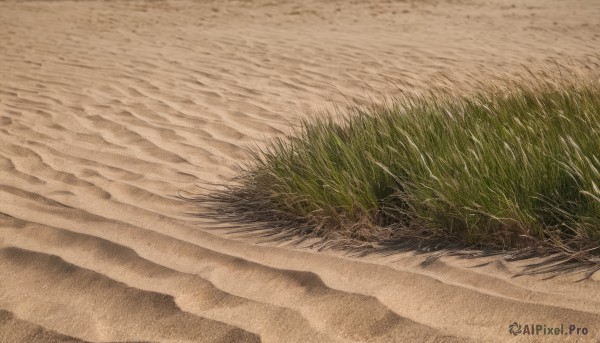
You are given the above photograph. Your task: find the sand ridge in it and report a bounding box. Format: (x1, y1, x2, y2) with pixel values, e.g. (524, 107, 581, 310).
(1, 0, 600, 341)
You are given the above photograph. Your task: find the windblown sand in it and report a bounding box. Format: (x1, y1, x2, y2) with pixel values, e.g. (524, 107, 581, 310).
(1, 0, 600, 342)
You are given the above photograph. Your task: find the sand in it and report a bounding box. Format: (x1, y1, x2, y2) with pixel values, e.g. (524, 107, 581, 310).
(1, 0, 600, 342)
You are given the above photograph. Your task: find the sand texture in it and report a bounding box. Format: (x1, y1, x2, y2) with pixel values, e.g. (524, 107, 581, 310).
(1, 0, 600, 342)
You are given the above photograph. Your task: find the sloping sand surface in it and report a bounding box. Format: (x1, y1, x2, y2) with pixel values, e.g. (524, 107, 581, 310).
(1, 0, 600, 342)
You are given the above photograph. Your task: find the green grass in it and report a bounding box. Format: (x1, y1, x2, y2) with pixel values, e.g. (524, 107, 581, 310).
(206, 74, 600, 259)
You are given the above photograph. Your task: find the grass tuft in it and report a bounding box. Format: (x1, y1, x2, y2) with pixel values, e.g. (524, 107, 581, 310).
(190, 72, 600, 269)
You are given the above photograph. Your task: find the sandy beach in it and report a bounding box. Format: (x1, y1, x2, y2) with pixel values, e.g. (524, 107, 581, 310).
(1, 0, 600, 341)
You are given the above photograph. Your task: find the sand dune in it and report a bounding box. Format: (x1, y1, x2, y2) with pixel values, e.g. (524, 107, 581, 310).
(1, 0, 600, 341)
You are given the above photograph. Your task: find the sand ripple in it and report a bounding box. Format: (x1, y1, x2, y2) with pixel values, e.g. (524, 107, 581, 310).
(1, 0, 600, 341)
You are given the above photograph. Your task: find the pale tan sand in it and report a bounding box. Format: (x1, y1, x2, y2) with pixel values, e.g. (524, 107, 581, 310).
(1, 0, 600, 342)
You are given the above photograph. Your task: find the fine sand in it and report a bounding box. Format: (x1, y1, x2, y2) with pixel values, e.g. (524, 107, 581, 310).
(1, 0, 600, 342)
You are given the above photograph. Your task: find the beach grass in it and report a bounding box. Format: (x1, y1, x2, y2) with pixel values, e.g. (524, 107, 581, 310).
(199, 73, 600, 260)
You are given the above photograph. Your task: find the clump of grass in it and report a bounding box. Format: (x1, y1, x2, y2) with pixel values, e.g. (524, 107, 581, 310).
(195, 73, 600, 264)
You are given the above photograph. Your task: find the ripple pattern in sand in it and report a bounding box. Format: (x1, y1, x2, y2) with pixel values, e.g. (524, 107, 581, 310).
(1, 0, 600, 342)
